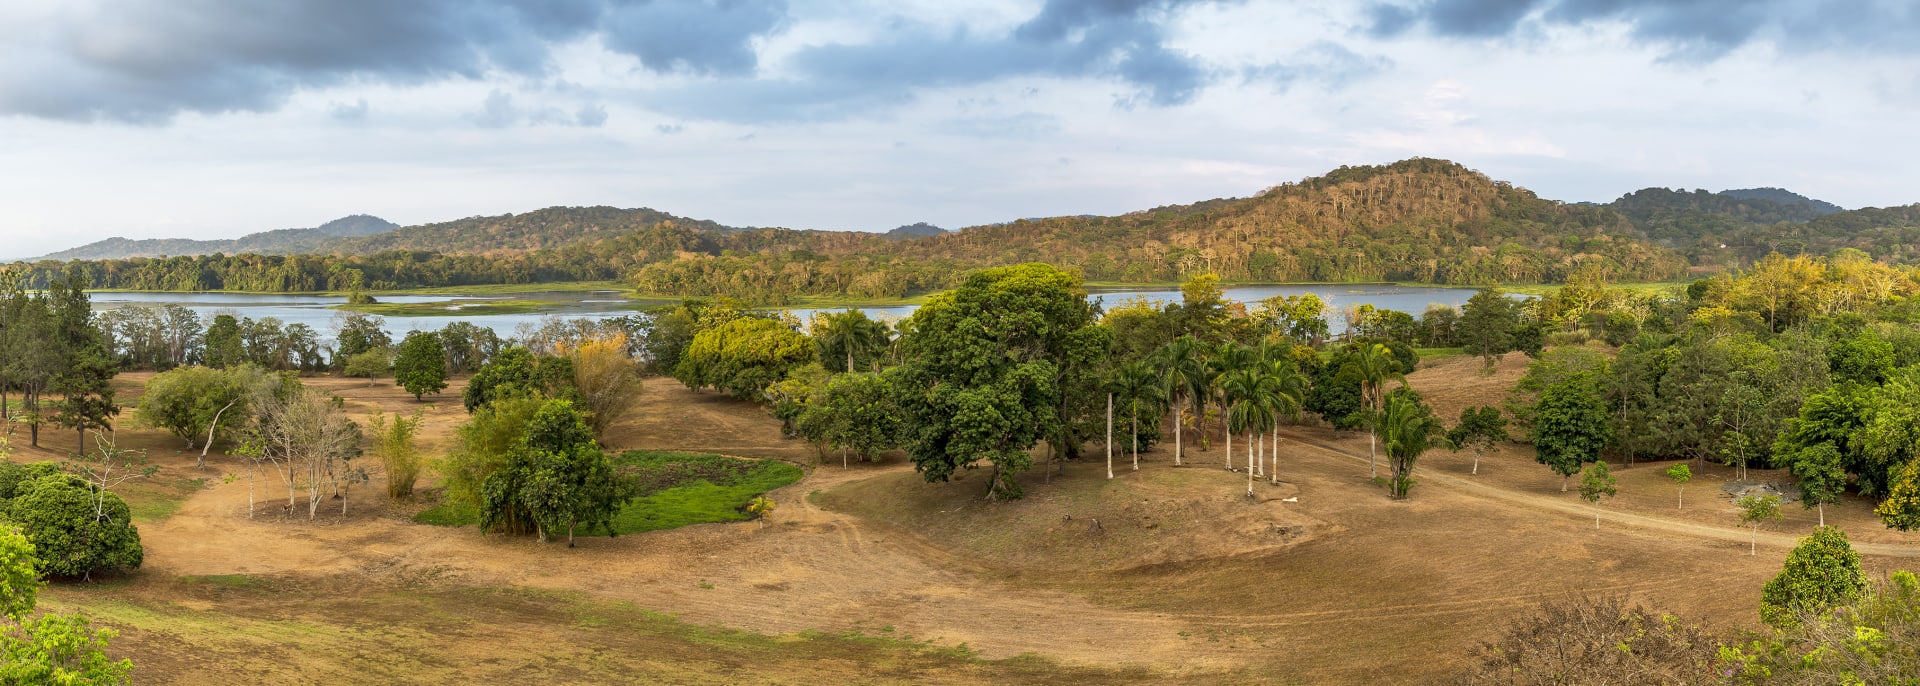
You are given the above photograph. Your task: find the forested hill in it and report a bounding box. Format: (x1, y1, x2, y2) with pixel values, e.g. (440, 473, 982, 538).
(890, 158, 1687, 284)
(326, 205, 739, 255)
(19, 157, 1920, 302)
(1719, 187, 1845, 215)
(1603, 187, 1920, 265)
(34, 214, 398, 260)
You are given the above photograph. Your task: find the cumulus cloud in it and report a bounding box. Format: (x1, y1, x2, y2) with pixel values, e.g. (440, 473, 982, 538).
(0, 0, 789, 123)
(1363, 0, 1920, 62)
(328, 98, 370, 123)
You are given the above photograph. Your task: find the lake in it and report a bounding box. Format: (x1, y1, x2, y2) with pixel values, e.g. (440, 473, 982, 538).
(90, 283, 1494, 344)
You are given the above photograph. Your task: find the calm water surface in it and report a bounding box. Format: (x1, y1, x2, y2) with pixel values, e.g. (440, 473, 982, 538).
(91, 283, 1490, 343)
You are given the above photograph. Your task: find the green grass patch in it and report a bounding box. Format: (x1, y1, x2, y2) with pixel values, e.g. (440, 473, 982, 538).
(178, 574, 265, 589)
(332, 299, 551, 317)
(121, 476, 206, 523)
(413, 451, 802, 535)
(607, 451, 802, 533)
(1411, 347, 1466, 361)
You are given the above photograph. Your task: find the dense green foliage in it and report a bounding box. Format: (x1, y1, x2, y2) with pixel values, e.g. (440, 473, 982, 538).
(889, 264, 1107, 499)
(0, 527, 135, 685)
(1759, 526, 1867, 630)
(674, 317, 812, 399)
(0, 468, 142, 578)
(477, 400, 629, 545)
(393, 330, 448, 400)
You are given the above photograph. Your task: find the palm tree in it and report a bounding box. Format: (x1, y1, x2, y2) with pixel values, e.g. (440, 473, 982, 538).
(814, 309, 891, 373)
(1111, 360, 1164, 473)
(1223, 368, 1275, 494)
(1380, 390, 1441, 499)
(1210, 343, 1257, 471)
(1264, 359, 1307, 485)
(1352, 343, 1405, 479)
(1154, 337, 1206, 467)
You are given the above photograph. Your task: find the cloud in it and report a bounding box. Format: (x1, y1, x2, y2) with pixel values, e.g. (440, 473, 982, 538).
(328, 98, 370, 123)
(475, 90, 520, 128)
(574, 102, 607, 127)
(0, 0, 790, 123)
(650, 0, 1230, 124)
(1362, 0, 1920, 62)
(599, 0, 786, 76)
(1243, 42, 1392, 93)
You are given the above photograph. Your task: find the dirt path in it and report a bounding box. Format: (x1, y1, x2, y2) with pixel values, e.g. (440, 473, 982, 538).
(1277, 429, 1920, 558)
(139, 454, 1226, 668)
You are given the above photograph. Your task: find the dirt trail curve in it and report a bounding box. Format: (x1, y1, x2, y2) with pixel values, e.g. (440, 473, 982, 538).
(1277, 430, 1920, 559)
(139, 458, 1233, 668)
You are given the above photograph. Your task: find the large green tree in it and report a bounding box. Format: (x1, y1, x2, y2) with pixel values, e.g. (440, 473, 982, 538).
(393, 330, 449, 400)
(1380, 388, 1441, 499)
(1532, 376, 1612, 492)
(674, 317, 813, 399)
(478, 400, 628, 545)
(812, 309, 892, 374)
(889, 264, 1104, 500)
(1458, 288, 1519, 366)
(0, 527, 135, 685)
(1760, 525, 1867, 629)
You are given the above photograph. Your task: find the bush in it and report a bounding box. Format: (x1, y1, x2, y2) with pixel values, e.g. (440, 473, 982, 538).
(368, 411, 424, 499)
(1454, 595, 1720, 685)
(0, 474, 143, 578)
(342, 348, 393, 385)
(1760, 525, 1867, 629)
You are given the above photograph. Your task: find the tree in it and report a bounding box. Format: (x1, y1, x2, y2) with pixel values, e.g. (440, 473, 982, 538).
(1446, 406, 1507, 476)
(0, 527, 135, 685)
(1153, 336, 1206, 467)
(47, 270, 117, 456)
(1578, 461, 1617, 528)
(746, 496, 775, 528)
(1722, 570, 1920, 683)
(1108, 360, 1164, 473)
(890, 264, 1105, 500)
(1790, 442, 1847, 527)
(135, 365, 259, 455)
(800, 372, 901, 467)
(1380, 388, 1440, 499)
(392, 330, 448, 400)
(1878, 460, 1920, 531)
(1760, 525, 1867, 629)
(1222, 368, 1276, 496)
(202, 314, 245, 368)
(1663, 464, 1691, 509)
(1263, 358, 1307, 485)
(331, 311, 391, 363)
(342, 348, 392, 386)
(560, 334, 644, 438)
(1737, 493, 1783, 557)
(368, 411, 424, 498)
(1531, 377, 1612, 492)
(674, 317, 813, 399)
(439, 396, 546, 523)
(812, 309, 891, 373)
(1353, 343, 1404, 479)
(67, 432, 156, 525)
(237, 381, 363, 520)
(478, 400, 628, 545)
(0, 473, 143, 579)
(1458, 288, 1519, 367)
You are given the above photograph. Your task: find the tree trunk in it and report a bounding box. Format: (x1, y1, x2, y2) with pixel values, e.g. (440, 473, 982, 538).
(1173, 406, 1182, 466)
(1225, 421, 1233, 471)
(1368, 428, 1377, 479)
(1255, 433, 1264, 477)
(984, 463, 1001, 501)
(201, 398, 239, 469)
(78, 428, 85, 457)
(842, 446, 848, 469)
(1246, 431, 1254, 496)
(1818, 503, 1825, 527)
(1472, 447, 1481, 475)
(1130, 403, 1138, 472)
(1561, 474, 1569, 492)
(1594, 504, 1600, 528)
(1106, 393, 1114, 480)
(1677, 486, 1683, 509)
(1749, 525, 1757, 556)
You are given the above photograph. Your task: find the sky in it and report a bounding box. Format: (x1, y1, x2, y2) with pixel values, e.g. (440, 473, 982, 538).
(1, 0, 1917, 258)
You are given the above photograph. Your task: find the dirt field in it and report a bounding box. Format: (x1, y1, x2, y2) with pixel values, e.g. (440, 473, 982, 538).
(7, 363, 1920, 684)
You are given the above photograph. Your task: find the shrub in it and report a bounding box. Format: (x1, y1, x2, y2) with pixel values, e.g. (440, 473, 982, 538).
(0, 474, 142, 578)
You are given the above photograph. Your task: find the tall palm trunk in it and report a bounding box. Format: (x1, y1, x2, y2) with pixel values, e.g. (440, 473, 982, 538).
(1106, 393, 1114, 480)
(1130, 401, 1139, 471)
(1255, 434, 1264, 477)
(1224, 411, 1233, 471)
(1173, 405, 1182, 467)
(1246, 431, 1255, 496)
(1270, 428, 1279, 485)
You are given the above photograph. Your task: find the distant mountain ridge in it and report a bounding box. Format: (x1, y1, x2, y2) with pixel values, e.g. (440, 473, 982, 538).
(35, 214, 399, 260)
(884, 222, 947, 239)
(1718, 187, 1845, 215)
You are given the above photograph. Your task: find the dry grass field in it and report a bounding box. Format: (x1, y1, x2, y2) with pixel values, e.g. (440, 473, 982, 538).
(4, 358, 1917, 684)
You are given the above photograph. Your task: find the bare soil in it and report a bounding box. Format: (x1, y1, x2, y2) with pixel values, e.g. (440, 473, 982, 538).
(11, 364, 1920, 684)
